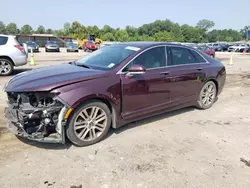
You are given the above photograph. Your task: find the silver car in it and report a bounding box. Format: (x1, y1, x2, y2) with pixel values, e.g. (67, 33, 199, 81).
(0, 34, 28, 75)
(45, 41, 60, 52)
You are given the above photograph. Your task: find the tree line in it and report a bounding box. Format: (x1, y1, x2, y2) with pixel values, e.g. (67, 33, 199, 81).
(0, 19, 249, 43)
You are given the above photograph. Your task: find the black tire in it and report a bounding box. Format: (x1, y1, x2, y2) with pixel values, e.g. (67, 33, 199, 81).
(196, 81, 217, 110)
(66, 100, 111, 147)
(45, 48, 48, 52)
(0, 58, 14, 76)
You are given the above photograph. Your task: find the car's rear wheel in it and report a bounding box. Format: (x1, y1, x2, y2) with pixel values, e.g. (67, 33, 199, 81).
(66, 101, 111, 147)
(196, 81, 217, 109)
(0, 58, 14, 76)
(45, 48, 48, 52)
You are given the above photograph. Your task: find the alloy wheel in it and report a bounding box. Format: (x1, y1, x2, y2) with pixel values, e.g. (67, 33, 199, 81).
(0, 60, 12, 75)
(73, 106, 108, 141)
(201, 82, 216, 107)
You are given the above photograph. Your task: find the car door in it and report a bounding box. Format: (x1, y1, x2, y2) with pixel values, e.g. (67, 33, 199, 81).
(119, 46, 171, 119)
(166, 46, 207, 105)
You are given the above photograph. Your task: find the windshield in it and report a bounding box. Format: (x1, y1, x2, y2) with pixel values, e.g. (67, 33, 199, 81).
(75, 45, 137, 70)
(27, 41, 36, 45)
(47, 41, 56, 44)
(87, 41, 95, 44)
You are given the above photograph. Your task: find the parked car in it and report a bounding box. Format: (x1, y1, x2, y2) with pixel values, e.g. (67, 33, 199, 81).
(83, 40, 97, 52)
(212, 43, 228, 52)
(228, 43, 249, 52)
(26, 41, 39, 52)
(0, 34, 28, 75)
(197, 45, 215, 58)
(45, 41, 60, 52)
(244, 45, 250, 53)
(66, 40, 79, 52)
(239, 44, 250, 52)
(3, 42, 226, 146)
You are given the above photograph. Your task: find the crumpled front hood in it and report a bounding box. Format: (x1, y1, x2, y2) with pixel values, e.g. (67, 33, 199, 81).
(4, 64, 108, 92)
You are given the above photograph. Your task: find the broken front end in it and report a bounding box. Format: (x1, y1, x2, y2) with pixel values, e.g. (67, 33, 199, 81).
(4, 92, 69, 143)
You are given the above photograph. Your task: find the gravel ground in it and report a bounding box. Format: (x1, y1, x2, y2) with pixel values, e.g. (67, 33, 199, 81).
(0, 51, 250, 188)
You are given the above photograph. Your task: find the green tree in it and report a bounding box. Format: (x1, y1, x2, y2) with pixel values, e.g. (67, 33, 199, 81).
(114, 30, 129, 42)
(0, 21, 6, 33)
(101, 32, 115, 41)
(196, 19, 215, 32)
(154, 31, 175, 42)
(171, 23, 184, 42)
(87, 25, 99, 36)
(20, 24, 33, 34)
(36, 25, 45, 34)
(138, 19, 173, 36)
(6, 23, 18, 34)
(71, 21, 86, 39)
(240, 26, 250, 39)
(71, 21, 82, 34)
(53, 29, 65, 36)
(46, 28, 53, 34)
(181, 24, 203, 42)
(101, 25, 114, 35)
(63, 22, 71, 35)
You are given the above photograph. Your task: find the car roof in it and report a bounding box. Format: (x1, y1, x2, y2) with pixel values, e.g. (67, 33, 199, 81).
(0, 34, 15, 38)
(114, 41, 182, 49)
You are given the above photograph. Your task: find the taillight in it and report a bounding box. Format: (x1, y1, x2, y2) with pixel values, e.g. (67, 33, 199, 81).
(14, 45, 25, 52)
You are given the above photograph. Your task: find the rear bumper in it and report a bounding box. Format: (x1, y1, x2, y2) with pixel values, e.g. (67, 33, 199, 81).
(28, 48, 39, 52)
(67, 48, 78, 51)
(86, 47, 97, 50)
(217, 68, 226, 95)
(46, 47, 60, 51)
(12, 55, 28, 66)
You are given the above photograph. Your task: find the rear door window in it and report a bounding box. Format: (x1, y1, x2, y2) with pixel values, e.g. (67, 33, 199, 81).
(190, 50, 206, 63)
(169, 47, 197, 66)
(0, 36, 8, 45)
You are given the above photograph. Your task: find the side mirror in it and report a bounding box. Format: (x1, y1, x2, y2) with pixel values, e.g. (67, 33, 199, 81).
(126, 64, 146, 76)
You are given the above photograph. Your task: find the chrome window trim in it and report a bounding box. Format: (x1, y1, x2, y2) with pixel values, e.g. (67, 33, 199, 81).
(116, 44, 209, 75)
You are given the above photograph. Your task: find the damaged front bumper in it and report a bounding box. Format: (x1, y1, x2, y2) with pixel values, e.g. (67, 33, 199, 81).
(4, 92, 70, 144)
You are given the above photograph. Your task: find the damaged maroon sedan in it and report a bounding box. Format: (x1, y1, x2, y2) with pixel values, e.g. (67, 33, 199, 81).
(4, 42, 226, 146)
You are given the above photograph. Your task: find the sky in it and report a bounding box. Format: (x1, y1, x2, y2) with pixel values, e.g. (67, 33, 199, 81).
(1, 0, 250, 31)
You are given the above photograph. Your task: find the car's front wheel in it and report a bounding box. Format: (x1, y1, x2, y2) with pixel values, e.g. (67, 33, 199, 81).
(0, 58, 14, 76)
(196, 81, 217, 109)
(66, 101, 111, 146)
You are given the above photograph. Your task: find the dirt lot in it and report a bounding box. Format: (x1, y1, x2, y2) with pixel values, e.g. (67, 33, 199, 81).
(0, 51, 250, 188)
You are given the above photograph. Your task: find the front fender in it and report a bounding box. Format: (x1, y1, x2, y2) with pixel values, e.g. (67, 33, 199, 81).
(52, 76, 121, 112)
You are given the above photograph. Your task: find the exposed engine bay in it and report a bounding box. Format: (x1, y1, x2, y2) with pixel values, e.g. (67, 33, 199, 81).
(4, 92, 67, 143)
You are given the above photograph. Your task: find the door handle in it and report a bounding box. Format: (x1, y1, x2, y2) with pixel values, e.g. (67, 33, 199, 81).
(196, 68, 203, 71)
(160, 71, 170, 75)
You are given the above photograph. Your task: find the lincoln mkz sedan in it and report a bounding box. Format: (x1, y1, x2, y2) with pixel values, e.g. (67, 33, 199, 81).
(4, 42, 226, 146)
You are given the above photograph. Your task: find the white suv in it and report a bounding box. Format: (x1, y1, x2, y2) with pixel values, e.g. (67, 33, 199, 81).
(0, 34, 28, 75)
(228, 43, 249, 52)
